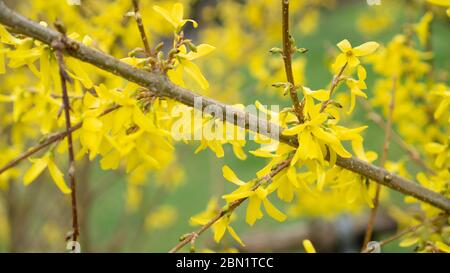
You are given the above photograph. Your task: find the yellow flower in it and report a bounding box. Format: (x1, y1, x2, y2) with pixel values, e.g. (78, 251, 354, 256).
(168, 44, 215, 90)
(431, 86, 449, 120)
(302, 239, 317, 253)
(399, 236, 419, 247)
(346, 65, 368, 114)
(153, 3, 198, 32)
(190, 198, 244, 246)
(23, 153, 72, 194)
(333, 39, 379, 70)
(415, 12, 433, 47)
(282, 95, 352, 166)
(221, 165, 287, 225)
(424, 141, 448, 168)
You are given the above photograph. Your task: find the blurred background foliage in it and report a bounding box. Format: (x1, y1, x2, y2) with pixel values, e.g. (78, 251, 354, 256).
(0, 0, 448, 252)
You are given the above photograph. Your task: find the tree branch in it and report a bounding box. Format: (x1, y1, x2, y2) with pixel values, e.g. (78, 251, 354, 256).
(131, 0, 152, 57)
(0, 105, 120, 175)
(52, 23, 80, 245)
(320, 62, 347, 112)
(281, 0, 304, 122)
(362, 213, 448, 253)
(0, 0, 449, 213)
(169, 159, 291, 253)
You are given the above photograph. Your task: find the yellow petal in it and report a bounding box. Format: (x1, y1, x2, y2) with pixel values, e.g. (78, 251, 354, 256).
(153, 5, 178, 29)
(427, 0, 450, 6)
(303, 87, 329, 101)
(348, 93, 357, 114)
(347, 55, 360, 68)
(209, 140, 225, 158)
(246, 196, 263, 225)
(66, 58, 93, 89)
(399, 237, 419, 247)
(213, 218, 227, 243)
(172, 3, 184, 23)
(23, 158, 48, 185)
(47, 159, 72, 194)
(167, 65, 186, 87)
(435, 241, 450, 253)
(256, 161, 275, 178)
(330, 141, 352, 158)
(282, 124, 304, 136)
(184, 44, 216, 60)
(82, 117, 103, 131)
(303, 239, 317, 253)
(312, 127, 339, 144)
(232, 144, 247, 160)
(434, 100, 448, 119)
(425, 142, 446, 154)
(255, 187, 268, 199)
(222, 165, 246, 186)
(262, 199, 286, 222)
(0, 25, 22, 44)
(227, 225, 245, 246)
(133, 106, 153, 132)
(222, 190, 253, 202)
(353, 41, 379, 56)
(337, 39, 352, 52)
(357, 65, 366, 80)
(286, 166, 299, 187)
(183, 61, 209, 90)
(332, 53, 347, 71)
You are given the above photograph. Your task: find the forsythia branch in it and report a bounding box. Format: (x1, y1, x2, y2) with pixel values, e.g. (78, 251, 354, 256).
(52, 23, 80, 245)
(169, 159, 291, 253)
(131, 0, 153, 58)
(281, 0, 304, 122)
(320, 62, 348, 112)
(362, 213, 448, 253)
(0, 1, 449, 213)
(0, 105, 120, 175)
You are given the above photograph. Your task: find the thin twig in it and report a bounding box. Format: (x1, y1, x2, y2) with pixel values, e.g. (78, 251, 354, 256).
(0, 0, 449, 212)
(0, 105, 120, 175)
(169, 159, 291, 253)
(320, 62, 347, 112)
(132, 0, 152, 57)
(281, 0, 304, 123)
(362, 77, 397, 249)
(52, 22, 80, 244)
(362, 213, 447, 253)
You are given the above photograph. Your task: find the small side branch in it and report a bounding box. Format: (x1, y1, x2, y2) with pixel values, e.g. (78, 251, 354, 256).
(132, 0, 152, 57)
(0, 105, 118, 176)
(363, 213, 448, 253)
(169, 159, 291, 253)
(52, 23, 79, 245)
(281, 0, 304, 123)
(320, 62, 347, 112)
